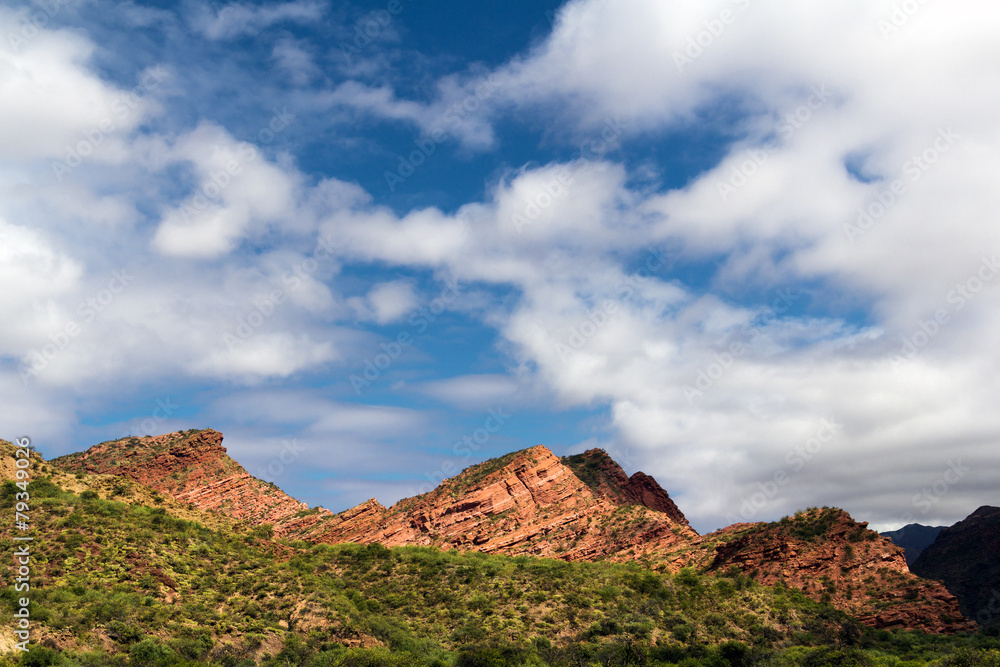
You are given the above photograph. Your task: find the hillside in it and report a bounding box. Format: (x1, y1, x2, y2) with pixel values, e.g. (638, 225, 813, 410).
(54, 433, 697, 560)
(46, 430, 978, 637)
(3, 439, 999, 667)
(911, 506, 1000, 628)
(51, 430, 314, 528)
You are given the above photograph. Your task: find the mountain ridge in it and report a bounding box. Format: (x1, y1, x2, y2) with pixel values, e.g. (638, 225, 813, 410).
(910, 506, 1000, 628)
(50, 429, 974, 633)
(882, 523, 947, 565)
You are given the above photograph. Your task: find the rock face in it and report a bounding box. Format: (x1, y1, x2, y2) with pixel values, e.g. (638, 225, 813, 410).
(911, 506, 1000, 628)
(285, 445, 698, 561)
(881, 523, 946, 566)
(51, 431, 974, 633)
(684, 508, 974, 634)
(561, 449, 689, 526)
(51, 430, 317, 528)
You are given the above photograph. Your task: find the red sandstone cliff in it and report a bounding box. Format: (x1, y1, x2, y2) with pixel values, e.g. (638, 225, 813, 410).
(650, 508, 973, 634)
(51, 429, 317, 527)
(561, 449, 689, 526)
(282, 445, 697, 560)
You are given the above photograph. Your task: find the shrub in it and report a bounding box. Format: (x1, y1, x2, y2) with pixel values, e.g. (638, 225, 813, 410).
(20, 647, 60, 667)
(129, 637, 178, 666)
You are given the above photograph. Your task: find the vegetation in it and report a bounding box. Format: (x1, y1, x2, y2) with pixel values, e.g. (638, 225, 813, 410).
(1, 443, 997, 666)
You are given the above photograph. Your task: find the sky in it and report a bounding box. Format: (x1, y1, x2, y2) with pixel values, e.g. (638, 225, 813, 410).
(2, 0, 998, 535)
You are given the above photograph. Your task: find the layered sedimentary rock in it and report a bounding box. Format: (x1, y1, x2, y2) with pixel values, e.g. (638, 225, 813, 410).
(287, 445, 697, 560)
(52, 430, 315, 526)
(562, 449, 689, 526)
(663, 508, 973, 633)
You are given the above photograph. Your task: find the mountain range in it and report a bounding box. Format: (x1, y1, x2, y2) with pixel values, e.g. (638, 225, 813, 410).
(48, 429, 977, 634)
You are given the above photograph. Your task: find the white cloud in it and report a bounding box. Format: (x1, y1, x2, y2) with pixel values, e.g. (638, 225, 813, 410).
(356, 280, 418, 324)
(190, 1, 325, 40)
(416, 374, 522, 410)
(308, 0, 1000, 530)
(0, 9, 158, 162)
(321, 74, 500, 151)
(151, 122, 305, 257)
(272, 38, 320, 86)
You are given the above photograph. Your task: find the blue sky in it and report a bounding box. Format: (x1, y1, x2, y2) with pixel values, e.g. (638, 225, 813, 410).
(3, 0, 999, 534)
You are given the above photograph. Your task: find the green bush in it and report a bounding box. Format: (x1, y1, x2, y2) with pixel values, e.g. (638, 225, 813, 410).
(129, 637, 179, 666)
(19, 647, 61, 667)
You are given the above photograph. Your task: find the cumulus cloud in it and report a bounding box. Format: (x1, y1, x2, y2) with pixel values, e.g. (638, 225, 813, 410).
(349, 280, 419, 324)
(4, 0, 998, 533)
(307, 0, 1000, 530)
(0, 9, 159, 163)
(151, 122, 304, 257)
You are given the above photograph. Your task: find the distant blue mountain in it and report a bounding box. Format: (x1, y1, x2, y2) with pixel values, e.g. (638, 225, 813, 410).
(881, 523, 946, 566)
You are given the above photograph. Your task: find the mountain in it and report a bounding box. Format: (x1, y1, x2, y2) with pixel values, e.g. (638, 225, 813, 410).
(910, 506, 1000, 628)
(881, 523, 947, 565)
(16, 435, 1000, 666)
(50, 429, 974, 634)
(56, 432, 696, 560)
(686, 509, 970, 633)
(51, 429, 312, 527)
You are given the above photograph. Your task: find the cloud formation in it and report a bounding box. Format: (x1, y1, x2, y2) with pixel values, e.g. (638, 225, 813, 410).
(2, 0, 998, 532)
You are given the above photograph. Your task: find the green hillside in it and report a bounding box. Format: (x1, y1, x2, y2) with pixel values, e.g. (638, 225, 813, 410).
(1, 438, 999, 667)
(1, 476, 999, 666)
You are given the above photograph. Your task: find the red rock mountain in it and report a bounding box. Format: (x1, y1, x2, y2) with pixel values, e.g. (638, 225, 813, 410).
(688, 509, 973, 633)
(51, 430, 312, 525)
(52, 429, 973, 633)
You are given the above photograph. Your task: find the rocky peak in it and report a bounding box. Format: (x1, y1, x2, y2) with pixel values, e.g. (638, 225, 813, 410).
(702, 507, 974, 633)
(561, 448, 690, 526)
(287, 443, 696, 560)
(52, 429, 310, 527)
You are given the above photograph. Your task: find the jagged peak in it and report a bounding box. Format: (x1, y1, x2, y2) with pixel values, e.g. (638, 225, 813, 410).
(561, 448, 690, 527)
